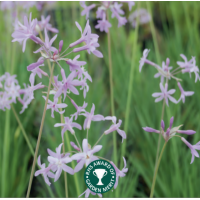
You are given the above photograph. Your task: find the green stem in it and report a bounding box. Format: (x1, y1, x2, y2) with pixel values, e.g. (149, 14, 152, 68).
(12, 105, 55, 197)
(107, 11, 117, 167)
(153, 99, 166, 176)
(146, 1, 161, 64)
(63, 141, 68, 198)
(2, 109, 10, 197)
(11, 105, 34, 155)
(121, 1, 140, 168)
(59, 96, 68, 198)
(73, 133, 82, 152)
(150, 142, 167, 198)
(86, 128, 89, 140)
(26, 64, 55, 198)
(93, 133, 105, 148)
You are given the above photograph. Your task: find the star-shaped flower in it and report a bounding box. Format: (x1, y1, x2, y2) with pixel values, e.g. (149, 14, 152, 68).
(71, 139, 102, 172)
(152, 82, 177, 106)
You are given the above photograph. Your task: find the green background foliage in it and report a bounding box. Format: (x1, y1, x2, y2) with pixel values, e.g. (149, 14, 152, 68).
(0, 1, 200, 198)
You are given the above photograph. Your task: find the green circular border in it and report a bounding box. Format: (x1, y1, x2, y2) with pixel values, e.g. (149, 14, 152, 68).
(84, 159, 116, 194)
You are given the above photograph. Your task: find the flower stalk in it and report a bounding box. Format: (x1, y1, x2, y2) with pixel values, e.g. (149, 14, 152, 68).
(26, 63, 55, 198)
(106, 11, 117, 168)
(150, 141, 167, 198)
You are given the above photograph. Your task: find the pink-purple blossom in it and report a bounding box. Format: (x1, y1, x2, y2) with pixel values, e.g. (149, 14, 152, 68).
(152, 82, 177, 106)
(110, 157, 128, 189)
(37, 15, 58, 33)
(70, 99, 88, 120)
(54, 116, 82, 139)
(105, 116, 126, 142)
(47, 143, 74, 182)
(43, 96, 67, 118)
(34, 155, 55, 186)
(95, 12, 112, 33)
(181, 137, 200, 164)
(80, 1, 96, 19)
(12, 13, 42, 52)
(71, 139, 101, 172)
(81, 104, 104, 130)
(143, 116, 196, 141)
(177, 82, 194, 103)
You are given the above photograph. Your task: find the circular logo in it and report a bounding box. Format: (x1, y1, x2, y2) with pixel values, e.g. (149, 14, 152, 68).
(84, 160, 116, 194)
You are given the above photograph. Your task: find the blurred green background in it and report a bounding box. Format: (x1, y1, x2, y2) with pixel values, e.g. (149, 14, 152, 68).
(0, 1, 200, 198)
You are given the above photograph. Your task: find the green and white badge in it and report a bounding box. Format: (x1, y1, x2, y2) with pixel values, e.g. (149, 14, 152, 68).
(84, 160, 116, 194)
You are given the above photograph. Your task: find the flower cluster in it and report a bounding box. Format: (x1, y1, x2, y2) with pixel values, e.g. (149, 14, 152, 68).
(143, 116, 200, 164)
(140, 49, 199, 165)
(0, 73, 20, 110)
(35, 106, 127, 197)
(10, 12, 128, 197)
(79, 1, 135, 33)
(139, 49, 199, 106)
(0, 72, 45, 114)
(1, 1, 56, 32)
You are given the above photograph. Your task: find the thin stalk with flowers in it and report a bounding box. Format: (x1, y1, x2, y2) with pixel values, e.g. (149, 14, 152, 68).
(8, 11, 128, 198)
(79, 2, 135, 182)
(139, 48, 200, 197)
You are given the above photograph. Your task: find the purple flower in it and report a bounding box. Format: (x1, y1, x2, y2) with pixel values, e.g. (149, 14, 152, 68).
(79, 77, 90, 98)
(80, 1, 96, 19)
(37, 15, 58, 33)
(34, 155, 55, 186)
(110, 3, 127, 27)
(70, 141, 81, 152)
(181, 137, 200, 164)
(4, 72, 18, 86)
(30, 58, 48, 78)
(152, 82, 177, 106)
(73, 37, 103, 58)
(27, 58, 44, 71)
(12, 13, 42, 52)
(128, 8, 151, 28)
(105, 116, 126, 142)
(71, 139, 102, 172)
(0, 92, 13, 111)
(96, 6, 105, 19)
(4, 81, 20, 103)
(70, 99, 88, 120)
(125, 1, 135, 11)
(47, 143, 74, 182)
(143, 116, 196, 141)
(70, 20, 103, 58)
(59, 40, 63, 53)
(177, 82, 194, 103)
(54, 117, 82, 139)
(66, 54, 86, 71)
(34, 28, 57, 54)
(42, 96, 67, 118)
(69, 20, 93, 48)
(54, 69, 81, 100)
(79, 188, 102, 198)
(154, 59, 172, 83)
(111, 2, 125, 17)
(95, 12, 112, 33)
(81, 104, 104, 130)
(110, 157, 128, 189)
(19, 73, 44, 113)
(139, 49, 150, 72)
(177, 54, 195, 71)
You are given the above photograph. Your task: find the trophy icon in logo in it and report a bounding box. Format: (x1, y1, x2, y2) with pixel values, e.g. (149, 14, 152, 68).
(93, 169, 107, 185)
